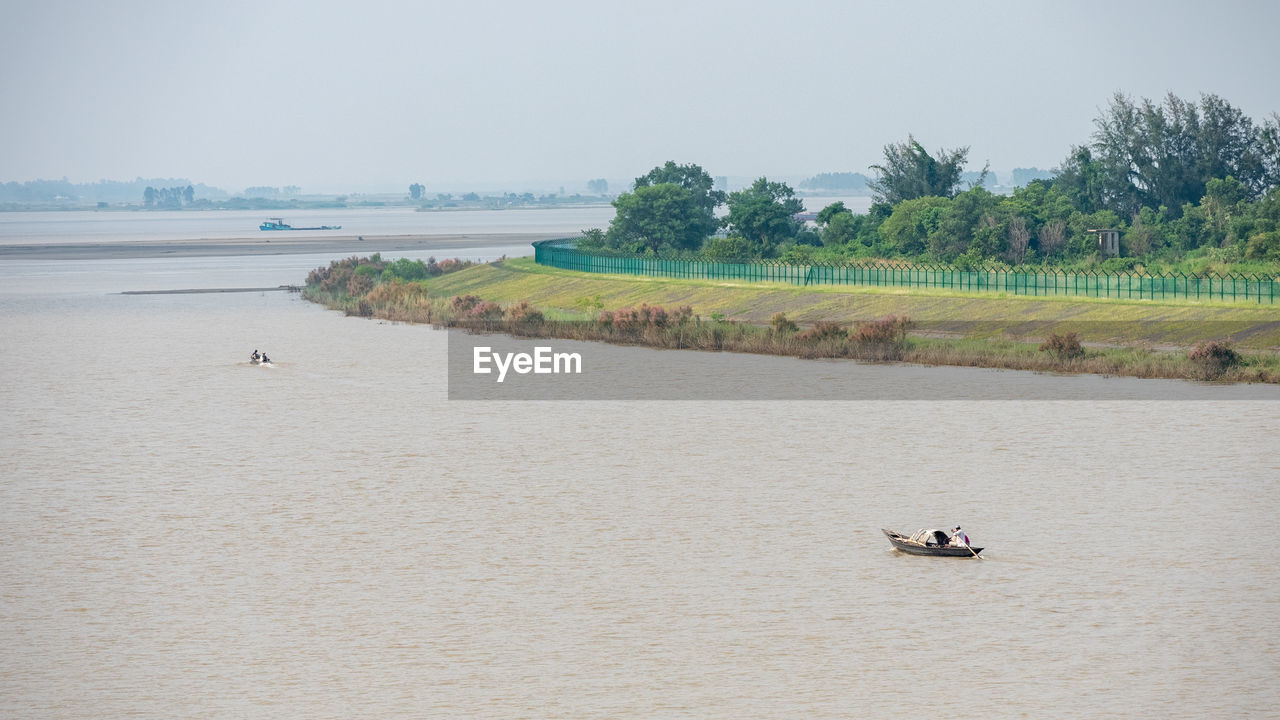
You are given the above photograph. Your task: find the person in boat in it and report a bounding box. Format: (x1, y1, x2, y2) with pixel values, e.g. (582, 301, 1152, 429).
(949, 526, 970, 547)
(251, 349, 260, 362)
(261, 353, 271, 364)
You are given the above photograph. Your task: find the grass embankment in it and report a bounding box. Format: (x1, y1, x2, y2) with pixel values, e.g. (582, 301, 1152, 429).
(304, 255, 1280, 383)
(429, 257, 1280, 347)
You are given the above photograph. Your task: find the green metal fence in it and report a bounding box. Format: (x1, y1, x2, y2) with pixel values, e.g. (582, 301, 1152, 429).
(532, 239, 1280, 304)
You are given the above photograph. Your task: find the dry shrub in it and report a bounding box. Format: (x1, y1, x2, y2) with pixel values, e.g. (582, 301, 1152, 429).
(1188, 340, 1240, 379)
(365, 280, 429, 306)
(796, 320, 847, 342)
(601, 303, 670, 331)
(430, 257, 474, 275)
(346, 272, 374, 296)
(467, 300, 504, 321)
(505, 301, 544, 326)
(852, 315, 914, 345)
(771, 312, 798, 334)
(450, 295, 483, 314)
(1039, 331, 1085, 359)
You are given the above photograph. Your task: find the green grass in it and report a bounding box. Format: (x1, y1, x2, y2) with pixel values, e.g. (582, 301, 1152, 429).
(423, 257, 1280, 350)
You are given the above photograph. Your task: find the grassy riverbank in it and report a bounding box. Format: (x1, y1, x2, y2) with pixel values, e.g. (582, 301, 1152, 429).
(303, 255, 1280, 383)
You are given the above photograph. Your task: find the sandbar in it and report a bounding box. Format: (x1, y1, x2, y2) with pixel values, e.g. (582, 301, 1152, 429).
(0, 232, 564, 260)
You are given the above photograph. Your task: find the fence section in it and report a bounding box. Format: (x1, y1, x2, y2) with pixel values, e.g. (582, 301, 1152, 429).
(532, 240, 1279, 304)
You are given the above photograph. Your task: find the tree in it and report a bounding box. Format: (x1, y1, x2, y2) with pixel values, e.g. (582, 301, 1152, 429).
(701, 235, 755, 260)
(1088, 92, 1272, 216)
(587, 178, 609, 194)
(633, 161, 724, 241)
(816, 201, 851, 226)
(820, 211, 857, 247)
(1261, 113, 1280, 190)
(1037, 219, 1067, 257)
(799, 172, 870, 191)
(602, 162, 725, 253)
(182, 185, 194, 205)
(1006, 216, 1030, 264)
(878, 196, 951, 256)
(607, 183, 707, 252)
(143, 186, 156, 208)
(722, 177, 804, 252)
(409, 183, 425, 200)
(1050, 147, 1105, 214)
(868, 135, 971, 205)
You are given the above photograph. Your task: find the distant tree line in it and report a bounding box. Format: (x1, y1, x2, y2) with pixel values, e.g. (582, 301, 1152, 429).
(0, 177, 226, 205)
(580, 91, 1280, 274)
(243, 185, 301, 199)
(143, 185, 195, 208)
(799, 172, 869, 191)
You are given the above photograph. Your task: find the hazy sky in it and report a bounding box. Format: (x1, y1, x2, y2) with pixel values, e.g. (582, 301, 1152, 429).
(3, 0, 1278, 193)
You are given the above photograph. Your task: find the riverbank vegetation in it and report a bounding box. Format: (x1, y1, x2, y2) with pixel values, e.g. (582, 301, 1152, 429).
(302, 254, 1280, 384)
(583, 92, 1280, 277)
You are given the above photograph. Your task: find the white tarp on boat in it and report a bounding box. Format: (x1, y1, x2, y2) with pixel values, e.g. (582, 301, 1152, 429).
(909, 528, 951, 546)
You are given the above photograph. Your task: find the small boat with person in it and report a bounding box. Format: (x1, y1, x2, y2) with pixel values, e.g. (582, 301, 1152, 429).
(882, 527, 983, 557)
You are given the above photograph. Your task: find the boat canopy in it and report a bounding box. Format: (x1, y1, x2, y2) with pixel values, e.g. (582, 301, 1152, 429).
(909, 528, 951, 546)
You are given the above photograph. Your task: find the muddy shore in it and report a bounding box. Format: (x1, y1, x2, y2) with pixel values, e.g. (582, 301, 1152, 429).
(0, 232, 562, 260)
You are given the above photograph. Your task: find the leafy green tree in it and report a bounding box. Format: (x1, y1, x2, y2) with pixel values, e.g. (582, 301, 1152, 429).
(1261, 113, 1280, 190)
(820, 211, 857, 246)
(816, 201, 851, 226)
(1124, 207, 1160, 256)
(409, 183, 425, 199)
(868, 135, 972, 204)
(722, 177, 804, 252)
(607, 182, 707, 252)
(578, 228, 607, 250)
(878, 196, 951, 256)
(1052, 146, 1106, 214)
(932, 186, 1000, 260)
(701, 235, 756, 260)
(382, 257, 428, 281)
(1088, 92, 1271, 216)
(587, 178, 609, 194)
(633, 161, 724, 240)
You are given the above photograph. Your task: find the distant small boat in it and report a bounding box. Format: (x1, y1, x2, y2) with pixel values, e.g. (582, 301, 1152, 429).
(259, 217, 341, 231)
(882, 528, 983, 557)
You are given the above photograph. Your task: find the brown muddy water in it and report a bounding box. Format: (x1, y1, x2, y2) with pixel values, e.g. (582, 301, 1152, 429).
(1, 233, 1278, 718)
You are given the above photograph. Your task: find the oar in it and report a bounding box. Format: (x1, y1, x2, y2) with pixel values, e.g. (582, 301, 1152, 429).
(954, 530, 981, 559)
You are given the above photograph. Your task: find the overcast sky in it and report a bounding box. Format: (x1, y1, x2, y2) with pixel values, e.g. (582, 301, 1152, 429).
(3, 0, 1278, 193)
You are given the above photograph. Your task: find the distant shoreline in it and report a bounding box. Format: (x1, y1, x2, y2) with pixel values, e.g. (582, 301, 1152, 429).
(0, 232, 565, 260)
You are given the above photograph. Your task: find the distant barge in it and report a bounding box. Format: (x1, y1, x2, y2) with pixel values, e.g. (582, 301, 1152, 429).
(259, 217, 342, 231)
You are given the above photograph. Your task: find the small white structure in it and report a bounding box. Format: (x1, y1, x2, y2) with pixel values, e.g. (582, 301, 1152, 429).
(1089, 228, 1121, 257)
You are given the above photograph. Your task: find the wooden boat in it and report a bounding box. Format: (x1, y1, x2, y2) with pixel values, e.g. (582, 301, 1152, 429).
(882, 528, 983, 557)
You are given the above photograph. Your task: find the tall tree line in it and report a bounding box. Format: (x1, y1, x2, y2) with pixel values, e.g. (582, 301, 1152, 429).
(143, 185, 195, 208)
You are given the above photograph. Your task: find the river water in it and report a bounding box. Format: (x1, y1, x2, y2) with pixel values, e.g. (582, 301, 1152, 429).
(1, 209, 1278, 718)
